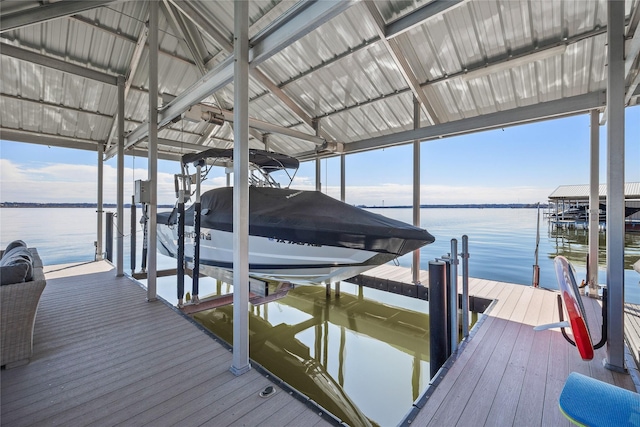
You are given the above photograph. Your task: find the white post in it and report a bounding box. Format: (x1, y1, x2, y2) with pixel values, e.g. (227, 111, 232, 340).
(231, 0, 251, 376)
(96, 143, 104, 261)
(588, 110, 599, 293)
(340, 154, 345, 202)
(314, 120, 321, 191)
(116, 75, 125, 277)
(605, 0, 625, 372)
(412, 96, 421, 284)
(147, 1, 158, 301)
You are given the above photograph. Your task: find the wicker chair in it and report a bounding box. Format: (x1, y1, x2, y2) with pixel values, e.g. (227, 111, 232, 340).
(1, 248, 46, 369)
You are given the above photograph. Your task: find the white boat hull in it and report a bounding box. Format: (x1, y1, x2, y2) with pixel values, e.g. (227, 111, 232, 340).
(157, 224, 391, 284)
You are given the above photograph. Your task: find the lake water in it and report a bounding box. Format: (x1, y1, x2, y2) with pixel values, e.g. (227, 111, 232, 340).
(2, 207, 640, 426)
(3, 207, 639, 299)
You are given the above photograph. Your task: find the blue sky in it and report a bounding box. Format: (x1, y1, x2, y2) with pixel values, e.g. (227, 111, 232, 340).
(1, 105, 639, 206)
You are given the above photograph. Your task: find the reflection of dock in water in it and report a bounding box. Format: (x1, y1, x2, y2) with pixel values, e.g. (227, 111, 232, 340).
(549, 225, 640, 268)
(194, 284, 434, 427)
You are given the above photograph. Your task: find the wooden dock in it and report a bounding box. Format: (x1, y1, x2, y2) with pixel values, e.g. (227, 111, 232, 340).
(2, 261, 638, 427)
(0, 261, 332, 427)
(624, 302, 640, 366)
(359, 265, 638, 427)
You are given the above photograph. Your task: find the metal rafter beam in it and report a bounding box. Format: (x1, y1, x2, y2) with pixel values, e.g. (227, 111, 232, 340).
(385, 0, 466, 39)
(214, 108, 324, 145)
(0, 127, 196, 163)
(160, 1, 207, 75)
(169, 0, 233, 52)
(0, 42, 118, 86)
(1, 93, 114, 119)
(105, 20, 148, 151)
(170, 0, 337, 143)
(0, 127, 101, 151)
(627, 71, 640, 105)
(364, 1, 439, 125)
(249, 0, 355, 66)
(119, 0, 353, 156)
(69, 14, 199, 68)
(0, 0, 118, 33)
(344, 91, 606, 154)
(625, 2, 640, 104)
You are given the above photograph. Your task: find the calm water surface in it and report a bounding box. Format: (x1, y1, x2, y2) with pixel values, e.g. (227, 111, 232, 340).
(2, 207, 640, 426)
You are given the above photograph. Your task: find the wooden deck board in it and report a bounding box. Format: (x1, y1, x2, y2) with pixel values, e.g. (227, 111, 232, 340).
(484, 286, 545, 426)
(418, 283, 518, 426)
(0, 261, 332, 427)
(625, 302, 640, 366)
(3, 261, 638, 427)
(362, 265, 637, 427)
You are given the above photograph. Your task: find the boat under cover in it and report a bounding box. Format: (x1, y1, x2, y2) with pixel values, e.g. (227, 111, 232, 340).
(157, 186, 435, 284)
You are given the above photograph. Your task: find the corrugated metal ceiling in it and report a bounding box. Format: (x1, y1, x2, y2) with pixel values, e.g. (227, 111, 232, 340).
(1, 0, 639, 162)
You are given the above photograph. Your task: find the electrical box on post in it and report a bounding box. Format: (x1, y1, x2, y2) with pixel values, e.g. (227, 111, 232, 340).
(134, 180, 151, 204)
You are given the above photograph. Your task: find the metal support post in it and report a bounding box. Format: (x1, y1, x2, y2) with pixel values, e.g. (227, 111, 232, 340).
(192, 161, 202, 304)
(461, 235, 469, 339)
(429, 261, 448, 378)
(231, 0, 251, 376)
(116, 75, 125, 277)
(449, 239, 459, 354)
(96, 143, 104, 261)
(141, 203, 148, 272)
(177, 188, 185, 307)
(605, 0, 626, 372)
(146, 1, 158, 301)
(314, 120, 321, 191)
(412, 96, 421, 284)
(588, 110, 600, 293)
(340, 154, 346, 202)
(533, 203, 541, 287)
(105, 212, 113, 262)
(130, 195, 136, 272)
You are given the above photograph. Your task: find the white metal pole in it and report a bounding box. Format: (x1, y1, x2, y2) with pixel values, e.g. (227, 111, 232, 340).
(231, 0, 250, 376)
(147, 1, 158, 301)
(116, 75, 125, 277)
(96, 143, 104, 261)
(605, 0, 625, 372)
(412, 96, 421, 284)
(589, 110, 600, 293)
(340, 154, 345, 202)
(461, 235, 469, 339)
(314, 120, 321, 192)
(450, 238, 458, 354)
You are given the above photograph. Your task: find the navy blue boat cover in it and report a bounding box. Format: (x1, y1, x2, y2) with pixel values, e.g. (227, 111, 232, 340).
(159, 187, 435, 256)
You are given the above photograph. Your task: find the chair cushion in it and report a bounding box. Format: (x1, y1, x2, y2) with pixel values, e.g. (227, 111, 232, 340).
(4, 240, 27, 253)
(0, 246, 34, 285)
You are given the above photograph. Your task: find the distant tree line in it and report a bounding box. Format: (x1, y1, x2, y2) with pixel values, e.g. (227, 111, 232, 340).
(359, 203, 550, 209)
(0, 202, 174, 208)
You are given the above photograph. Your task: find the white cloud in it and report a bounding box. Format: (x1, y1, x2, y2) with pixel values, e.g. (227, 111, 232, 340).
(316, 183, 551, 206)
(0, 159, 179, 205)
(0, 159, 552, 206)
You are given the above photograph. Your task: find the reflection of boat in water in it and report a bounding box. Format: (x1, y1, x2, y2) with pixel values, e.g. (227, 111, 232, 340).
(157, 149, 435, 284)
(193, 284, 430, 427)
(634, 259, 640, 275)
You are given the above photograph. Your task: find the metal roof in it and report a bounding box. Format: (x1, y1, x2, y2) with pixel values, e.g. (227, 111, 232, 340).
(548, 182, 640, 200)
(1, 0, 639, 162)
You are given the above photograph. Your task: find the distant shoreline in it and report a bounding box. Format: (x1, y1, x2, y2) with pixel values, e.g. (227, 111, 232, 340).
(1, 202, 548, 209)
(363, 203, 548, 209)
(0, 202, 175, 209)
